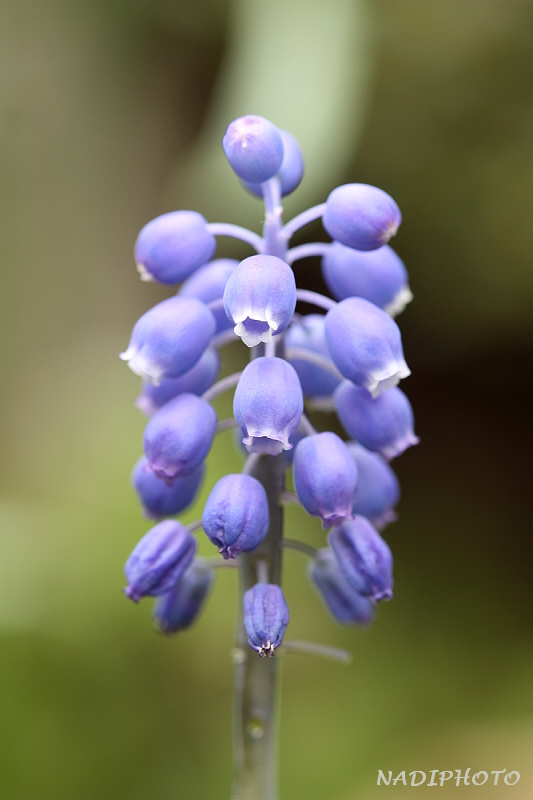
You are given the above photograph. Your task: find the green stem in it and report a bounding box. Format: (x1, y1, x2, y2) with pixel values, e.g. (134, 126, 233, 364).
(232, 453, 285, 800)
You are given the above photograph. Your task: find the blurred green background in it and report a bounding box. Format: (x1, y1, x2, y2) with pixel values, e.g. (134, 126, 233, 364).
(1, 1, 532, 798)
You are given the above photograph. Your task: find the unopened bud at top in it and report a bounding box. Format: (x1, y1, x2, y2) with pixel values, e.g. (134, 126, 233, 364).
(244, 129, 304, 197)
(134, 211, 216, 285)
(323, 184, 401, 251)
(223, 115, 284, 184)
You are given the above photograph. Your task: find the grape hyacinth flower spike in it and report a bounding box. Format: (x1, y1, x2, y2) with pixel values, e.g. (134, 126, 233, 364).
(120, 112, 418, 799)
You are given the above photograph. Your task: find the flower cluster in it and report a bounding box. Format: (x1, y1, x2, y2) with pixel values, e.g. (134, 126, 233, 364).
(121, 114, 418, 655)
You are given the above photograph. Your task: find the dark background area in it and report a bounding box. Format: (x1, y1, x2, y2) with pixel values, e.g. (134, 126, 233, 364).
(1, 1, 532, 798)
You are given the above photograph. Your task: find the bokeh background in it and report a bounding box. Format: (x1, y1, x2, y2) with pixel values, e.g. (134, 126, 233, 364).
(1, 1, 532, 798)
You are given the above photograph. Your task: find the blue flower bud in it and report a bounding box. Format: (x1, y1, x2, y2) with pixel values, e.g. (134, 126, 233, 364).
(347, 443, 400, 529)
(202, 474, 269, 559)
(322, 242, 412, 316)
(293, 432, 357, 528)
(325, 297, 410, 396)
(135, 348, 221, 416)
(152, 559, 213, 633)
(244, 129, 304, 198)
(335, 381, 418, 460)
(143, 393, 217, 481)
(243, 583, 290, 656)
(285, 314, 341, 398)
(233, 357, 303, 455)
(134, 211, 216, 285)
(222, 115, 284, 183)
(124, 520, 197, 602)
(309, 548, 375, 626)
(322, 183, 401, 251)
(131, 456, 204, 519)
(120, 297, 216, 385)
(178, 259, 238, 333)
(329, 518, 394, 603)
(223, 255, 296, 347)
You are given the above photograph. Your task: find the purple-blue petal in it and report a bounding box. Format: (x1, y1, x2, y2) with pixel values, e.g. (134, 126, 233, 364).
(336, 382, 419, 460)
(202, 474, 269, 559)
(322, 242, 412, 315)
(325, 296, 410, 396)
(135, 348, 221, 416)
(143, 393, 217, 481)
(322, 183, 401, 251)
(124, 520, 197, 602)
(134, 211, 216, 285)
(309, 548, 375, 626)
(120, 296, 216, 385)
(223, 255, 296, 347)
(223, 115, 284, 183)
(243, 583, 290, 656)
(233, 357, 303, 455)
(329, 518, 394, 603)
(178, 259, 238, 333)
(131, 457, 204, 519)
(152, 559, 213, 633)
(293, 432, 357, 527)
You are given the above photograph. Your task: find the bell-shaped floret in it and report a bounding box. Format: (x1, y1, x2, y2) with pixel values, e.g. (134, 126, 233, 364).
(285, 314, 341, 399)
(202, 474, 269, 559)
(143, 393, 217, 481)
(329, 517, 393, 603)
(178, 259, 238, 334)
(322, 183, 401, 251)
(293, 432, 357, 528)
(223, 255, 296, 347)
(124, 520, 197, 602)
(243, 583, 290, 657)
(223, 115, 284, 183)
(233, 357, 303, 455)
(120, 297, 216, 386)
(322, 242, 412, 316)
(325, 297, 410, 397)
(134, 211, 216, 285)
(309, 548, 375, 626)
(336, 382, 418, 460)
(244, 130, 304, 198)
(347, 443, 400, 529)
(153, 559, 214, 633)
(131, 456, 204, 519)
(135, 348, 220, 417)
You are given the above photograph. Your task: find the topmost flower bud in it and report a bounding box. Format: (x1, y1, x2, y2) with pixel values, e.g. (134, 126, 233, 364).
(222, 115, 284, 184)
(323, 184, 401, 251)
(243, 129, 304, 198)
(134, 211, 216, 285)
